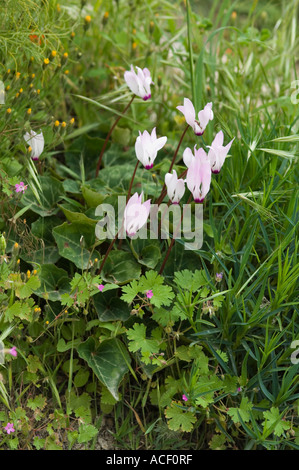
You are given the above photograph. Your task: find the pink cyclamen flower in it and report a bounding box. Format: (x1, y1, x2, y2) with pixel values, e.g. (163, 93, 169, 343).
(182, 394, 188, 402)
(165, 170, 185, 204)
(98, 284, 105, 292)
(9, 346, 17, 357)
(4, 423, 15, 434)
(23, 130, 44, 160)
(146, 290, 153, 299)
(135, 128, 167, 169)
(124, 192, 151, 237)
(124, 65, 153, 101)
(207, 131, 234, 174)
(177, 98, 213, 136)
(185, 146, 211, 203)
(15, 182, 28, 193)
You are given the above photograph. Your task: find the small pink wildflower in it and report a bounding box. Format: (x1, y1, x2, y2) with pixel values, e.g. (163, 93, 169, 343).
(9, 346, 17, 357)
(215, 272, 223, 282)
(15, 182, 28, 193)
(182, 394, 188, 402)
(4, 423, 15, 434)
(97, 284, 105, 292)
(146, 290, 153, 299)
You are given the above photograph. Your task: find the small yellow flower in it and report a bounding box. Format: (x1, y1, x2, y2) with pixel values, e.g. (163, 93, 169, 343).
(15, 92, 20, 98)
(45, 320, 49, 325)
(37, 89, 40, 94)
(70, 117, 75, 125)
(28, 146, 32, 153)
(132, 42, 137, 50)
(57, 4, 61, 12)
(51, 50, 57, 57)
(63, 52, 68, 59)
(7, 69, 11, 73)
(44, 58, 50, 65)
(104, 11, 109, 18)
(33, 269, 37, 275)
(132, 28, 136, 34)
(61, 121, 66, 128)
(27, 108, 32, 114)
(71, 31, 75, 38)
(65, 309, 68, 314)
(85, 15, 91, 23)
(64, 70, 69, 75)
(27, 270, 31, 278)
(6, 85, 10, 91)
(6, 108, 12, 114)
(16, 72, 21, 79)
(54, 120, 60, 127)
(94, 258, 98, 262)
(17, 259, 20, 264)
(29, 83, 33, 88)
(19, 88, 23, 93)
(31, 73, 35, 79)
(231, 11, 237, 20)
(30, 56, 34, 62)
(14, 242, 19, 249)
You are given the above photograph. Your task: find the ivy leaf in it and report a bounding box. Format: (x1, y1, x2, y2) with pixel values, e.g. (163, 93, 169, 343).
(165, 403, 196, 432)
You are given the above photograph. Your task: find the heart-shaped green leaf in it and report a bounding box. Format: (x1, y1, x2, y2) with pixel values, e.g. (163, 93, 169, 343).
(77, 337, 130, 400)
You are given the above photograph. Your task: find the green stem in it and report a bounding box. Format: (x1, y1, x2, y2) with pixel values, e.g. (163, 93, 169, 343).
(186, 0, 196, 105)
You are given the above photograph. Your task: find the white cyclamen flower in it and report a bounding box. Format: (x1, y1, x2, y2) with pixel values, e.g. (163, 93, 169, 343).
(165, 170, 185, 204)
(23, 130, 44, 160)
(124, 65, 153, 101)
(124, 192, 151, 237)
(177, 98, 213, 136)
(135, 128, 167, 169)
(207, 131, 234, 174)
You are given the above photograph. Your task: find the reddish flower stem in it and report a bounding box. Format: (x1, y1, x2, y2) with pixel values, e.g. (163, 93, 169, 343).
(95, 95, 135, 177)
(98, 231, 119, 275)
(127, 160, 139, 202)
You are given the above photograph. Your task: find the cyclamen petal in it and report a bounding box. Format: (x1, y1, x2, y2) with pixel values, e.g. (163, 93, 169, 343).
(186, 147, 211, 203)
(208, 131, 234, 173)
(177, 98, 213, 135)
(124, 192, 151, 237)
(24, 130, 44, 160)
(124, 65, 153, 100)
(135, 128, 167, 169)
(165, 170, 185, 204)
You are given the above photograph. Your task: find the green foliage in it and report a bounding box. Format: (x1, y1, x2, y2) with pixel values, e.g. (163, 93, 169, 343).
(0, 0, 298, 451)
